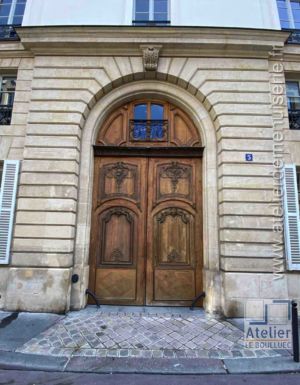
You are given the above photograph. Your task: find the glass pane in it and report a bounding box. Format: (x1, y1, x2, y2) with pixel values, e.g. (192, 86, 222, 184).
(281, 20, 291, 28)
(136, 0, 149, 13)
(12, 15, 22, 24)
(154, 12, 168, 21)
(292, 9, 300, 23)
(0, 5, 11, 17)
(1, 0, 13, 4)
(17, 0, 27, 3)
(15, 3, 26, 15)
(291, 0, 300, 9)
(279, 7, 289, 20)
(0, 16, 9, 25)
(1, 77, 16, 105)
(151, 104, 164, 120)
(134, 104, 147, 120)
(154, 0, 168, 13)
(286, 82, 300, 97)
(135, 12, 149, 21)
(277, 0, 287, 6)
(0, 92, 14, 105)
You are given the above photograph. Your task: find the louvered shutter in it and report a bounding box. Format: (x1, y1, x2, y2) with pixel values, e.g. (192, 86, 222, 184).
(283, 164, 300, 270)
(0, 160, 19, 264)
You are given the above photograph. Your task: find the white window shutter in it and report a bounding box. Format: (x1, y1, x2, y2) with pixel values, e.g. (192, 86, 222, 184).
(283, 164, 300, 270)
(0, 160, 20, 265)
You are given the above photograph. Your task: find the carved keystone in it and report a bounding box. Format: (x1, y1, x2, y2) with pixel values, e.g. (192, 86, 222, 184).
(140, 45, 162, 71)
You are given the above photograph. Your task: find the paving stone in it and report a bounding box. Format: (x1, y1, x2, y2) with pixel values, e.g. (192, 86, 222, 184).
(14, 307, 291, 361)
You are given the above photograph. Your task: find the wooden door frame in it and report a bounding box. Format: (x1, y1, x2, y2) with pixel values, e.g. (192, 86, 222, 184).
(94, 146, 204, 158)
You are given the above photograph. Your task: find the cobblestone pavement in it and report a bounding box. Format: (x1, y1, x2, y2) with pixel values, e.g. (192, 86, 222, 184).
(17, 307, 290, 359)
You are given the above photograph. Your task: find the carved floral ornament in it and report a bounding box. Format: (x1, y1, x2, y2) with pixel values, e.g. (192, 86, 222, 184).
(140, 45, 162, 71)
(156, 208, 189, 224)
(160, 162, 191, 193)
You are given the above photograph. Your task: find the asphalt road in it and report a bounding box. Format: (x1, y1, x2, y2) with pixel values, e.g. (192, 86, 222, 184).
(1, 371, 300, 385)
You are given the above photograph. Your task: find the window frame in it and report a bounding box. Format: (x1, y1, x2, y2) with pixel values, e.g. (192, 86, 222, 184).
(133, 0, 170, 24)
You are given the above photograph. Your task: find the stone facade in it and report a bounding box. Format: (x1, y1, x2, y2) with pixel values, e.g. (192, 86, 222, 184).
(0, 26, 299, 316)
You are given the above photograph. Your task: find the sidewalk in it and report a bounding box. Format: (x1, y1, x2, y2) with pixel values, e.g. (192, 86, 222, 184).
(0, 306, 299, 375)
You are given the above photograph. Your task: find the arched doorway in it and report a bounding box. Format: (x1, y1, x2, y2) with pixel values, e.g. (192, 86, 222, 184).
(88, 99, 204, 306)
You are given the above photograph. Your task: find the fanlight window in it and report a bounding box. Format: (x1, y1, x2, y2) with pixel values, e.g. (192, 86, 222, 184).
(96, 100, 202, 148)
(130, 102, 168, 141)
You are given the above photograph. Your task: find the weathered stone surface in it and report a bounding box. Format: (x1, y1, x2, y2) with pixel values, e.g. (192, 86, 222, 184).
(0, 269, 9, 310)
(5, 268, 72, 313)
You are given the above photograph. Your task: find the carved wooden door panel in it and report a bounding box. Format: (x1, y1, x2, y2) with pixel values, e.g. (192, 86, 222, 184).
(146, 158, 203, 305)
(89, 157, 147, 305)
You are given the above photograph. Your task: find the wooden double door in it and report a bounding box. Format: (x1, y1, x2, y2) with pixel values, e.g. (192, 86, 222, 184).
(89, 155, 203, 306)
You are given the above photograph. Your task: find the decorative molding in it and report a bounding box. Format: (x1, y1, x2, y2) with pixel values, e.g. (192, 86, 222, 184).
(110, 248, 124, 262)
(103, 207, 134, 223)
(99, 162, 138, 202)
(16, 26, 289, 57)
(156, 208, 189, 224)
(105, 162, 129, 191)
(140, 45, 162, 71)
(167, 249, 181, 263)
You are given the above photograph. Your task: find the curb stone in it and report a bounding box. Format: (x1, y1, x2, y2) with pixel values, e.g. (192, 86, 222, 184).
(0, 351, 300, 375)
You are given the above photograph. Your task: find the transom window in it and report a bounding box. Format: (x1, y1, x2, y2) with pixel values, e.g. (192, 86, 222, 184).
(277, 0, 300, 29)
(0, 0, 27, 26)
(96, 100, 202, 148)
(134, 0, 169, 25)
(131, 102, 167, 141)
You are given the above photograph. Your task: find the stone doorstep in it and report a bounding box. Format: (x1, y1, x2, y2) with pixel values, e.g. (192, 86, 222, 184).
(0, 351, 300, 375)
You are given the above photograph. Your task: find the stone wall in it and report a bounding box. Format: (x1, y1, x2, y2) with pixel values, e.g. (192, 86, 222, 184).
(0, 27, 299, 315)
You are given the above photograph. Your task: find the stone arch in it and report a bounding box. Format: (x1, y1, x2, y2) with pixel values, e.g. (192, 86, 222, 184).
(71, 80, 221, 315)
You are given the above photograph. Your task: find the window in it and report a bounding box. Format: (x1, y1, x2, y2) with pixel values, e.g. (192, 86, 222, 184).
(0, 76, 16, 125)
(286, 81, 300, 129)
(277, 0, 300, 29)
(130, 101, 168, 141)
(0, 0, 27, 26)
(134, 0, 169, 25)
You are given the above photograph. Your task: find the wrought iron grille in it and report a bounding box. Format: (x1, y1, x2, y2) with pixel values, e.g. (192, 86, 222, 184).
(0, 25, 19, 41)
(129, 119, 168, 141)
(0, 105, 13, 125)
(289, 110, 300, 130)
